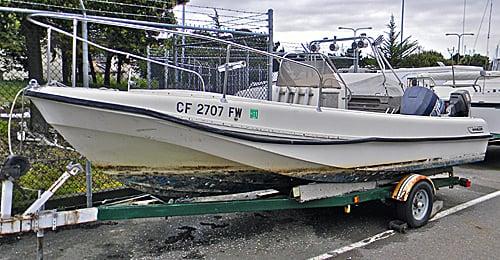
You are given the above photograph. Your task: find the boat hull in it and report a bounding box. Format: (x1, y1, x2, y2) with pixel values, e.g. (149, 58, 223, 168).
(471, 105, 500, 142)
(108, 166, 453, 198)
(26, 87, 490, 184)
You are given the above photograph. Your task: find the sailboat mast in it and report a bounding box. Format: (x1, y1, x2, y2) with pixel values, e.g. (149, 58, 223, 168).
(462, 0, 466, 52)
(486, 0, 492, 57)
(400, 0, 405, 43)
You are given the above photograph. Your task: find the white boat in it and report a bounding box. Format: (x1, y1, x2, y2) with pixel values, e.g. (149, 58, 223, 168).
(27, 84, 490, 173)
(414, 71, 500, 143)
(22, 14, 490, 196)
(389, 65, 484, 85)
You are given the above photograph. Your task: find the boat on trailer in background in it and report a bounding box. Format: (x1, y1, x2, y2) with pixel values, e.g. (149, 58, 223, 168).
(23, 13, 490, 199)
(309, 34, 499, 145)
(409, 70, 500, 144)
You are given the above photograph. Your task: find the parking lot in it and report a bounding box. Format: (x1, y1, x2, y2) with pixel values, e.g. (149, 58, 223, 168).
(1, 146, 499, 260)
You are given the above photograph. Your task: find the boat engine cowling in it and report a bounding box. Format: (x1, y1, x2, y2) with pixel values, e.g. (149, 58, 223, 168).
(401, 86, 439, 116)
(447, 90, 471, 117)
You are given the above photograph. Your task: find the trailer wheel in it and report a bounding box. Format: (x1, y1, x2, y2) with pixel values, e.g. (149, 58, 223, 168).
(396, 181, 434, 228)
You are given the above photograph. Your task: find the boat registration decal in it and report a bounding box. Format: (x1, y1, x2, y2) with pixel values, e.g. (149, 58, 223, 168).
(250, 109, 259, 119)
(176, 102, 243, 119)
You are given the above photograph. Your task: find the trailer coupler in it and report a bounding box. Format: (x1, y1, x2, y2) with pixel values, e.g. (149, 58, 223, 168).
(0, 162, 90, 235)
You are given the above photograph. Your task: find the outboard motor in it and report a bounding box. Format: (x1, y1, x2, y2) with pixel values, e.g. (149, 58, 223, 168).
(400, 86, 440, 116)
(447, 90, 471, 117)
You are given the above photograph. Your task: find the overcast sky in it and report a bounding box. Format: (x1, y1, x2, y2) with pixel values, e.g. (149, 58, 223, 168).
(176, 0, 499, 58)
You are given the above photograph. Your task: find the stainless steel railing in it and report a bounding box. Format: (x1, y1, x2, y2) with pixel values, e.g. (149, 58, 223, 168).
(28, 13, 206, 91)
(26, 12, 333, 110)
(309, 36, 405, 93)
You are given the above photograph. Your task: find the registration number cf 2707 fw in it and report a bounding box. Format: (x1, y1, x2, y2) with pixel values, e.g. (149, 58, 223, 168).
(176, 102, 243, 119)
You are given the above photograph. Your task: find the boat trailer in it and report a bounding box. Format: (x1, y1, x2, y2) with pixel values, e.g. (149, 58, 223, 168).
(0, 157, 471, 234)
(0, 156, 471, 253)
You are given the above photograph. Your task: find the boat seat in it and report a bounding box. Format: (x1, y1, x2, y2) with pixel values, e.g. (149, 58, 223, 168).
(272, 86, 341, 108)
(348, 95, 401, 113)
(272, 86, 313, 105)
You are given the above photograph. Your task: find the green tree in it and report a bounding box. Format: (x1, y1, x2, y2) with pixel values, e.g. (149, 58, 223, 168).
(399, 50, 447, 68)
(460, 54, 490, 69)
(0, 0, 189, 86)
(380, 15, 419, 67)
(0, 12, 25, 80)
(83, 0, 188, 87)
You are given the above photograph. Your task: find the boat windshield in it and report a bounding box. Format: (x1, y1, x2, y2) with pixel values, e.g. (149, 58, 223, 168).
(277, 59, 343, 89)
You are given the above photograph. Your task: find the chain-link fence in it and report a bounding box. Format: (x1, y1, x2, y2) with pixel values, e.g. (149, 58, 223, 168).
(0, 1, 272, 210)
(147, 33, 270, 99)
(1, 78, 123, 211)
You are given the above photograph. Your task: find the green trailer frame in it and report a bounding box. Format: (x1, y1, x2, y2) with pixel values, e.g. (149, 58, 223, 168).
(97, 176, 466, 221)
(0, 173, 469, 236)
(491, 133, 500, 143)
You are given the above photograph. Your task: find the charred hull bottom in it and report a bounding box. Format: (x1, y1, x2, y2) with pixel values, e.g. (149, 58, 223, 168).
(111, 171, 309, 198)
(103, 166, 453, 199)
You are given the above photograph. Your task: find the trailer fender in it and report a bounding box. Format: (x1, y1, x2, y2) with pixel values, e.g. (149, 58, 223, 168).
(392, 174, 436, 202)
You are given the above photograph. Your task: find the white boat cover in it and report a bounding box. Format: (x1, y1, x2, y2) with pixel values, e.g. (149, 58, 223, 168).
(340, 73, 403, 96)
(418, 71, 500, 82)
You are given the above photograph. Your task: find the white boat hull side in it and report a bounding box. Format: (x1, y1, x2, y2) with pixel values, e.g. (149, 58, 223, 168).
(55, 122, 486, 172)
(471, 106, 500, 136)
(37, 102, 322, 170)
(27, 88, 490, 175)
(434, 85, 500, 137)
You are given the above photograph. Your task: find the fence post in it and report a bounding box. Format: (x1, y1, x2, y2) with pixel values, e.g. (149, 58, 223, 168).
(147, 45, 151, 89)
(164, 49, 169, 89)
(85, 160, 92, 208)
(181, 4, 186, 67)
(246, 50, 250, 90)
(71, 19, 78, 87)
(82, 21, 89, 88)
(173, 35, 178, 87)
(186, 57, 189, 87)
(267, 9, 274, 101)
(78, 1, 92, 208)
(80, 0, 89, 88)
(46, 28, 51, 83)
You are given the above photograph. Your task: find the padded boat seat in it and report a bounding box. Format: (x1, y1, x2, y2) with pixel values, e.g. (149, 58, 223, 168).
(272, 86, 341, 108)
(348, 95, 401, 113)
(272, 86, 312, 105)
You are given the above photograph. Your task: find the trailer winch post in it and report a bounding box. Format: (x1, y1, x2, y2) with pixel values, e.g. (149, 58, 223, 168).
(23, 163, 83, 215)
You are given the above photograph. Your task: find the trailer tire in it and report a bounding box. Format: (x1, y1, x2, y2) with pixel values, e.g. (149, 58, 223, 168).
(396, 181, 434, 228)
